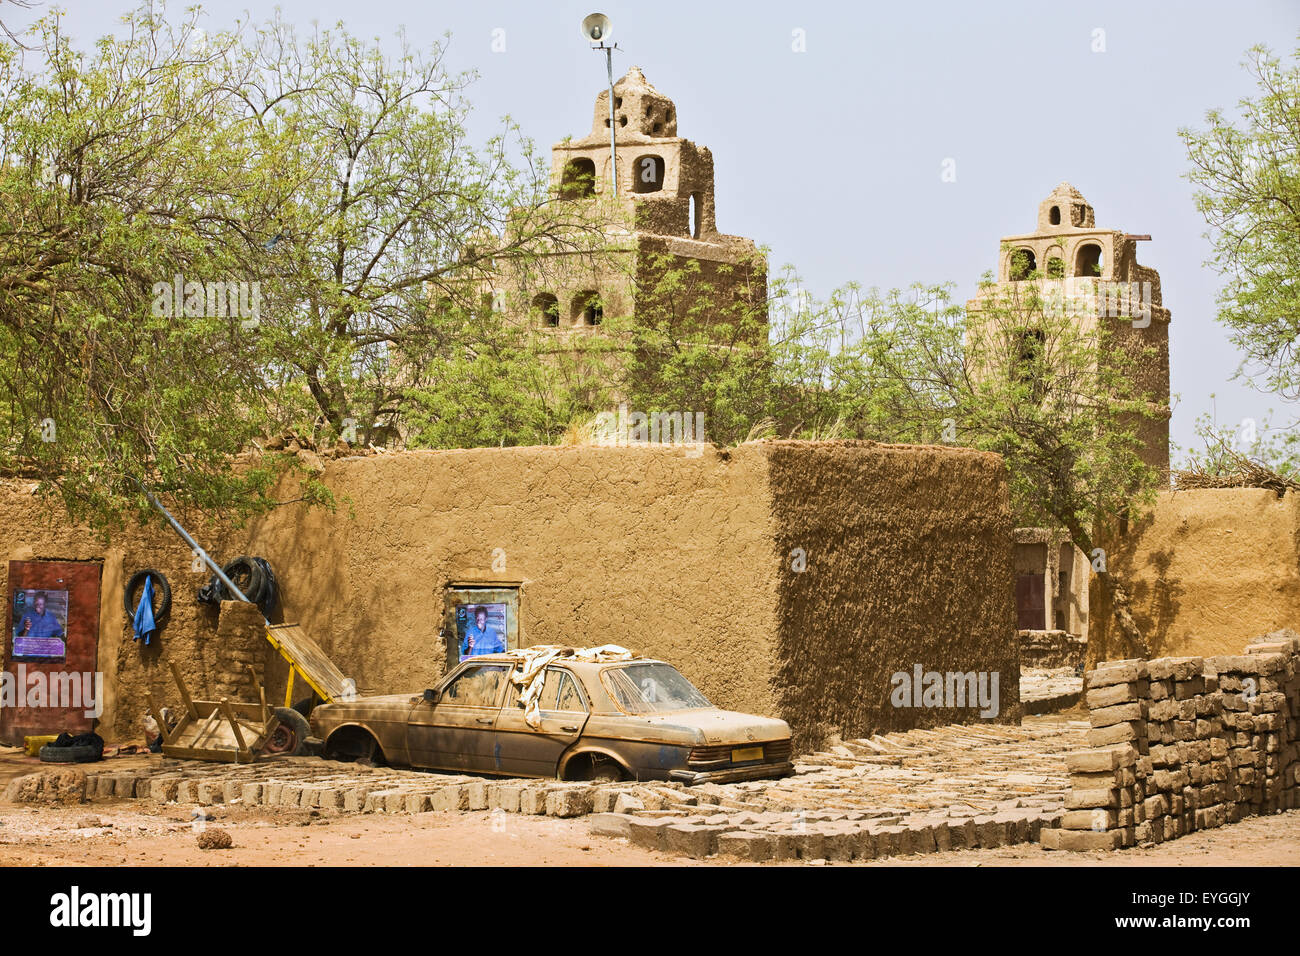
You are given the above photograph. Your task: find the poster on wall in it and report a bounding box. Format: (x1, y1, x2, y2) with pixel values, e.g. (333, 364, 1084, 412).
(11, 588, 69, 661)
(456, 602, 507, 660)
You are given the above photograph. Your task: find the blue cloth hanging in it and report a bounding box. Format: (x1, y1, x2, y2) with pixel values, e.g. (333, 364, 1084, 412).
(133, 575, 158, 645)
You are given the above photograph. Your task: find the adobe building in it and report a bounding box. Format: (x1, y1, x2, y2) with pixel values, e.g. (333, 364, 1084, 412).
(968, 183, 1173, 663)
(0, 441, 1019, 751)
(492, 66, 766, 340)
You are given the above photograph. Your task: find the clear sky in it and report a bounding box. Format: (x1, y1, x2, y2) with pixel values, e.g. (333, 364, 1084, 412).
(11, 0, 1300, 456)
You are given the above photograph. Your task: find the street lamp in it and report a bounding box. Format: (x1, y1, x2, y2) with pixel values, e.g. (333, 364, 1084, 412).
(582, 13, 618, 198)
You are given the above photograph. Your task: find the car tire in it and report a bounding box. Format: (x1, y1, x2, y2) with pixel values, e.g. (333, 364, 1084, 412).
(39, 743, 102, 764)
(124, 569, 172, 620)
(589, 757, 626, 783)
(324, 728, 382, 765)
(263, 707, 310, 756)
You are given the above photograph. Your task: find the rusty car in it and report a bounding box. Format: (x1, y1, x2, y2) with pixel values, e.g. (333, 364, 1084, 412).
(308, 648, 794, 784)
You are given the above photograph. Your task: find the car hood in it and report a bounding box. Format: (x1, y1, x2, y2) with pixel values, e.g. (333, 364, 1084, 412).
(614, 709, 790, 746)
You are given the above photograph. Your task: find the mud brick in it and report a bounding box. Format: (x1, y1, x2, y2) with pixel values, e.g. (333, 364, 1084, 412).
(870, 825, 903, 857)
(112, 775, 142, 798)
(587, 812, 632, 838)
(222, 780, 243, 803)
(1088, 682, 1148, 709)
(1218, 675, 1245, 693)
(261, 781, 283, 804)
(1091, 702, 1146, 728)
(1148, 744, 1178, 767)
(1059, 829, 1122, 851)
(1089, 660, 1148, 688)
(150, 776, 182, 802)
(1088, 722, 1144, 748)
(1204, 674, 1219, 693)
(1247, 638, 1300, 655)
(1222, 653, 1287, 676)
(1226, 802, 1247, 824)
(1222, 694, 1250, 712)
(1061, 808, 1115, 830)
(1179, 740, 1211, 764)
(1149, 679, 1174, 700)
(1210, 762, 1230, 782)
(1039, 827, 1062, 850)
(1148, 657, 1202, 681)
(1174, 720, 1196, 741)
(1209, 737, 1229, 759)
(627, 817, 674, 851)
(342, 789, 366, 812)
(1195, 804, 1226, 829)
(1253, 713, 1285, 732)
(1136, 756, 1153, 779)
(1175, 678, 1205, 699)
(1119, 806, 1139, 827)
(403, 793, 430, 813)
(1134, 820, 1155, 844)
(773, 830, 825, 861)
(1065, 787, 1119, 810)
(819, 825, 862, 861)
(1196, 696, 1224, 717)
(1152, 769, 1189, 791)
(489, 783, 524, 813)
(945, 817, 976, 850)
(1143, 793, 1168, 817)
(664, 823, 718, 858)
(1066, 747, 1132, 773)
(1072, 769, 1131, 789)
(462, 781, 488, 811)
(546, 787, 594, 818)
(430, 785, 470, 812)
(968, 816, 1004, 848)
(197, 781, 226, 805)
(717, 831, 772, 861)
(1163, 815, 1181, 840)
(240, 782, 264, 805)
(382, 791, 407, 812)
(173, 779, 196, 803)
(921, 817, 952, 852)
(1147, 699, 1179, 722)
(852, 828, 879, 860)
(361, 789, 393, 812)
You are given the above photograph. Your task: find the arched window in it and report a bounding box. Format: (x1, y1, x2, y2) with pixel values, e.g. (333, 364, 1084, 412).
(1049, 205, 1061, 225)
(632, 155, 665, 193)
(1075, 243, 1102, 277)
(1009, 248, 1037, 281)
(689, 192, 701, 239)
(560, 158, 596, 199)
(573, 290, 602, 326)
(532, 293, 559, 327)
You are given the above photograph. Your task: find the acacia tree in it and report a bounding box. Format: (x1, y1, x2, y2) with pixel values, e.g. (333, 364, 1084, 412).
(1181, 41, 1300, 400)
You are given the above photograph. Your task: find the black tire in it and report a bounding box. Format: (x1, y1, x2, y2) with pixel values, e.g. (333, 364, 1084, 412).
(198, 556, 277, 616)
(39, 743, 102, 764)
(590, 758, 627, 783)
(263, 706, 310, 756)
(324, 728, 382, 764)
(124, 569, 172, 620)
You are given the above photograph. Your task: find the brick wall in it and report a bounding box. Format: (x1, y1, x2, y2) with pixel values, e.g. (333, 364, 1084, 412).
(1042, 629, 1299, 851)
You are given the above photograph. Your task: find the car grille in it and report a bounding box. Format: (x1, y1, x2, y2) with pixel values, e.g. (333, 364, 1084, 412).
(687, 739, 792, 768)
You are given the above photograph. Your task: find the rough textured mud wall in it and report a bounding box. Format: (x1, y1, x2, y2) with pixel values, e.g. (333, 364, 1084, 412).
(234, 444, 782, 723)
(1090, 489, 1300, 662)
(763, 441, 1020, 749)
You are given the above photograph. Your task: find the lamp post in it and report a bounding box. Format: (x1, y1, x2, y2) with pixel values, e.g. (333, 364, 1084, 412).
(582, 13, 618, 198)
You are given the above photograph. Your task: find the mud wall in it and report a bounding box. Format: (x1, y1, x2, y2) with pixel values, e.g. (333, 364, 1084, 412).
(1090, 489, 1300, 662)
(2, 440, 1018, 748)
(765, 441, 1020, 748)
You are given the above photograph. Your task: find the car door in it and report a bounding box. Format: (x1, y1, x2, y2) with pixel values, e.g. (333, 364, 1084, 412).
(407, 664, 511, 772)
(492, 667, 590, 777)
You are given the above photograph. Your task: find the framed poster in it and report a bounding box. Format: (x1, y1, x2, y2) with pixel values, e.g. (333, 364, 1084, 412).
(11, 588, 69, 661)
(443, 586, 520, 669)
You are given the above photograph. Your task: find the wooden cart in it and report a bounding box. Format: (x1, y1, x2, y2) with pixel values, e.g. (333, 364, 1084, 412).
(147, 662, 282, 764)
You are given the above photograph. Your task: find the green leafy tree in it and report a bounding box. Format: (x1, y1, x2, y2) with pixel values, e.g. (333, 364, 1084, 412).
(1181, 41, 1300, 399)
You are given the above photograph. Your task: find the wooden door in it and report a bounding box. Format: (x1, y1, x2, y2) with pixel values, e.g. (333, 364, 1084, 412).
(1015, 572, 1046, 630)
(2, 560, 103, 743)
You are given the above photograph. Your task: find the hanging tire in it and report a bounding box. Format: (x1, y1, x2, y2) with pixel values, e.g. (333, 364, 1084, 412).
(197, 556, 276, 616)
(124, 569, 172, 620)
(263, 707, 310, 756)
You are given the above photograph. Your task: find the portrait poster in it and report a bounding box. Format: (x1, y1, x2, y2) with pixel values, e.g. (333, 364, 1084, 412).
(456, 602, 508, 661)
(12, 588, 69, 662)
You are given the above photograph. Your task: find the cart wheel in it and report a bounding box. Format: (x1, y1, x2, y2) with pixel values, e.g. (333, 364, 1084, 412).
(264, 707, 310, 756)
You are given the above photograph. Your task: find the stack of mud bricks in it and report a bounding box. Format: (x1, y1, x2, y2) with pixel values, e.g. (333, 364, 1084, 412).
(1045, 630, 1300, 851)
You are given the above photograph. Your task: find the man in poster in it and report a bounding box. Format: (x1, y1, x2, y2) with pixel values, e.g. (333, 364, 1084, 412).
(460, 605, 504, 657)
(16, 591, 63, 640)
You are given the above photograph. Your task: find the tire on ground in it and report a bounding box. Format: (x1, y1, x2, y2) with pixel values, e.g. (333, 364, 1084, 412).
(265, 706, 311, 756)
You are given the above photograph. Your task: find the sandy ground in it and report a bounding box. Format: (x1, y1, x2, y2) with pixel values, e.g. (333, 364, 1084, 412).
(3, 796, 1297, 867)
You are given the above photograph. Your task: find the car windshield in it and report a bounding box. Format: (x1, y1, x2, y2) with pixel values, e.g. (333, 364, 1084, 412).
(602, 662, 711, 714)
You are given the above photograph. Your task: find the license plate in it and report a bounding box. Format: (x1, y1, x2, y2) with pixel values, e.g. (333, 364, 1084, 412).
(731, 746, 763, 763)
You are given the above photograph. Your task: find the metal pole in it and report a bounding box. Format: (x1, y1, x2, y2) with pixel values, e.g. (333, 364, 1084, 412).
(132, 479, 266, 622)
(604, 44, 617, 198)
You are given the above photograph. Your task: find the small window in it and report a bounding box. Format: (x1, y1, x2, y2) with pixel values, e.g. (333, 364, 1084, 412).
(532, 292, 559, 327)
(689, 192, 701, 238)
(538, 669, 588, 713)
(1049, 205, 1061, 225)
(574, 290, 602, 326)
(560, 158, 596, 199)
(443, 665, 510, 708)
(1009, 248, 1037, 281)
(633, 154, 665, 193)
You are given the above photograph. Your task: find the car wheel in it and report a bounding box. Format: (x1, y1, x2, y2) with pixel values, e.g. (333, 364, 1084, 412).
(263, 707, 310, 756)
(590, 758, 626, 783)
(324, 728, 383, 765)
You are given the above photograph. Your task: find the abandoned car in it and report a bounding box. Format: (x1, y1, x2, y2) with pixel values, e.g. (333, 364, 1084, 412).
(309, 647, 794, 784)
